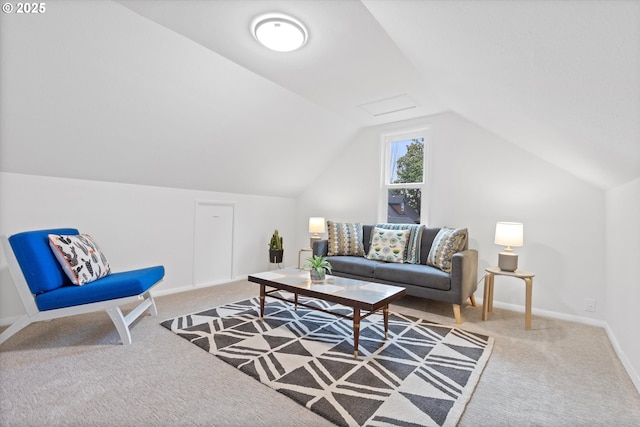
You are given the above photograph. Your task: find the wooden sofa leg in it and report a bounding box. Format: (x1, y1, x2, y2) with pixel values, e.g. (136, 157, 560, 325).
(469, 294, 477, 307)
(106, 306, 132, 345)
(452, 304, 462, 324)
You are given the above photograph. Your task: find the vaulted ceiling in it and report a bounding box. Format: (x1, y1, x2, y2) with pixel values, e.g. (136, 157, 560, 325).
(1, 0, 638, 195)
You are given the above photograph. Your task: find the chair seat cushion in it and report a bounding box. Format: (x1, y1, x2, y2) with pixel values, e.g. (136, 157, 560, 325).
(35, 266, 165, 311)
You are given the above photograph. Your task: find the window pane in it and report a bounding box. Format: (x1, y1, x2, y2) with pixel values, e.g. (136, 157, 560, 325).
(389, 138, 424, 184)
(387, 188, 421, 224)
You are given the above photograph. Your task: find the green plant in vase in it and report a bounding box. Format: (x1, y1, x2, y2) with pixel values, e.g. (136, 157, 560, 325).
(304, 255, 332, 282)
(268, 229, 284, 264)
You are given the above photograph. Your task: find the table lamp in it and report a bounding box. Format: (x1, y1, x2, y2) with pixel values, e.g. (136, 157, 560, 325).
(309, 217, 325, 248)
(494, 222, 523, 272)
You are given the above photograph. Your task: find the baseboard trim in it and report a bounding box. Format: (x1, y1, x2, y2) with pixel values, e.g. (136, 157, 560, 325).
(477, 297, 639, 394)
(150, 276, 248, 298)
(604, 323, 640, 394)
(479, 298, 607, 327)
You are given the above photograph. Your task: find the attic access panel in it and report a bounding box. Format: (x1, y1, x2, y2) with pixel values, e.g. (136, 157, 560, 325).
(358, 94, 418, 116)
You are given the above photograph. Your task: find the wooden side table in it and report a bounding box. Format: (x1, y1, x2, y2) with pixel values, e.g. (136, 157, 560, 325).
(298, 247, 313, 269)
(482, 266, 535, 330)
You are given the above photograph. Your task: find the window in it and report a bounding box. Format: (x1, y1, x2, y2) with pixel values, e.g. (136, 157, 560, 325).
(380, 131, 426, 224)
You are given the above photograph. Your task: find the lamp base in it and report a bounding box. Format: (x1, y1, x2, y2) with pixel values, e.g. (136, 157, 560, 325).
(310, 236, 321, 250)
(498, 252, 518, 272)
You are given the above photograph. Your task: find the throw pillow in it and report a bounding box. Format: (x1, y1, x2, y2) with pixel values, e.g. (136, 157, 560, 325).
(366, 227, 411, 263)
(374, 223, 424, 264)
(426, 228, 468, 273)
(48, 234, 111, 285)
(327, 221, 365, 256)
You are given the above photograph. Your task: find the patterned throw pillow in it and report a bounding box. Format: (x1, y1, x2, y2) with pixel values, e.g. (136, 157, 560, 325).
(48, 234, 111, 285)
(366, 227, 411, 263)
(327, 222, 365, 256)
(426, 228, 468, 273)
(374, 223, 424, 264)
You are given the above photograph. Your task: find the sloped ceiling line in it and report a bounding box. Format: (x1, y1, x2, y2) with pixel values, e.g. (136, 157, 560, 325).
(1, 0, 638, 194)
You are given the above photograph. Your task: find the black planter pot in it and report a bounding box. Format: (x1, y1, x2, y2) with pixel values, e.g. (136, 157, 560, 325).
(269, 249, 284, 264)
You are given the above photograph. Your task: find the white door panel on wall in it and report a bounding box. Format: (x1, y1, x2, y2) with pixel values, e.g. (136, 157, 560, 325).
(193, 201, 234, 286)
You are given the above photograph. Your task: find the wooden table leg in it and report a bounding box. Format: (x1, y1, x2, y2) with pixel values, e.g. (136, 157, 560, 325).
(353, 308, 360, 359)
(524, 277, 533, 330)
(482, 273, 492, 321)
(259, 284, 265, 319)
(383, 306, 389, 339)
(489, 274, 494, 310)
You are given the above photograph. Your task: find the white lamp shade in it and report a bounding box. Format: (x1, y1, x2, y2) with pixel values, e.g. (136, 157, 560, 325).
(494, 222, 524, 248)
(309, 217, 325, 234)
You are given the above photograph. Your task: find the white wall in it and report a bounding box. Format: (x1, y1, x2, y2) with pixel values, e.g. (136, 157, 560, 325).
(605, 177, 640, 390)
(0, 172, 297, 322)
(298, 112, 607, 320)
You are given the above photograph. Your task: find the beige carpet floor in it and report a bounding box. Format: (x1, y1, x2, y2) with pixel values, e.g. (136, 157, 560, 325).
(1, 279, 639, 426)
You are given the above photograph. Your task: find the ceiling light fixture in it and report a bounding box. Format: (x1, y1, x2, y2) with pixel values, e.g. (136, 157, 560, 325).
(252, 13, 308, 52)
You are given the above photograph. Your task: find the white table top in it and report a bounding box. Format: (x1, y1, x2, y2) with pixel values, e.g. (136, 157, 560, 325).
(486, 266, 535, 278)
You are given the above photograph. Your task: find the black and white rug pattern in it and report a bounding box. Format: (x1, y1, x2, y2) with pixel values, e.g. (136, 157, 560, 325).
(161, 295, 493, 427)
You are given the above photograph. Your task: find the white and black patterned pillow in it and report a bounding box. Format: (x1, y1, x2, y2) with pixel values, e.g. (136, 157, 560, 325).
(327, 221, 365, 256)
(48, 234, 111, 285)
(426, 228, 468, 272)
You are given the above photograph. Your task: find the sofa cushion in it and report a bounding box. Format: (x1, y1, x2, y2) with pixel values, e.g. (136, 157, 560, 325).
(374, 263, 451, 291)
(48, 234, 111, 285)
(362, 225, 373, 254)
(35, 266, 165, 311)
(9, 228, 79, 294)
(327, 256, 377, 278)
(327, 221, 365, 256)
(419, 228, 440, 265)
(373, 223, 424, 264)
(426, 228, 468, 273)
(366, 227, 411, 263)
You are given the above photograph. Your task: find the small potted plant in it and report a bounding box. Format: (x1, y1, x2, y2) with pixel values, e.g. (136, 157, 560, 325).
(268, 229, 284, 264)
(304, 255, 332, 282)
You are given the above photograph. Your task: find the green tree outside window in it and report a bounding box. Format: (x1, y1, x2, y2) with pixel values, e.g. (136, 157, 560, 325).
(391, 138, 423, 216)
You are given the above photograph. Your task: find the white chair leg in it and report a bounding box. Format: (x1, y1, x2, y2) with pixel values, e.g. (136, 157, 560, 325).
(0, 315, 32, 346)
(146, 292, 158, 317)
(106, 306, 132, 345)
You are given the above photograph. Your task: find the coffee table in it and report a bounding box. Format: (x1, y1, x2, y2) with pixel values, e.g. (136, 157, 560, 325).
(248, 268, 406, 358)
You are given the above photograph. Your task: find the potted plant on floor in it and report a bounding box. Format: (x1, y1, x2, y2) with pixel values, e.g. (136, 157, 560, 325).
(268, 229, 284, 264)
(304, 255, 332, 282)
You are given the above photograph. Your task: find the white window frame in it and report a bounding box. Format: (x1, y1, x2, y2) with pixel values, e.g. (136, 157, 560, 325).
(378, 128, 430, 225)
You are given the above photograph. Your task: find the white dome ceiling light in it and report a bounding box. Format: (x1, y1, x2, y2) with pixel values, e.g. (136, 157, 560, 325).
(252, 13, 308, 52)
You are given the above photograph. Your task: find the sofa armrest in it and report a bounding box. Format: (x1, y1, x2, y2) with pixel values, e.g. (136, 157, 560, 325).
(450, 249, 478, 303)
(313, 240, 329, 257)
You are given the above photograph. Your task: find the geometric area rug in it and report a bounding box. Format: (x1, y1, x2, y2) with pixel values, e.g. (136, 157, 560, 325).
(161, 294, 493, 427)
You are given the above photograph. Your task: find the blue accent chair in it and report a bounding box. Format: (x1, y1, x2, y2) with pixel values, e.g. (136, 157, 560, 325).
(0, 228, 165, 346)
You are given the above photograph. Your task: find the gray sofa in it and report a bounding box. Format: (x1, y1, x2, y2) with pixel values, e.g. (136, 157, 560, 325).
(313, 225, 478, 324)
